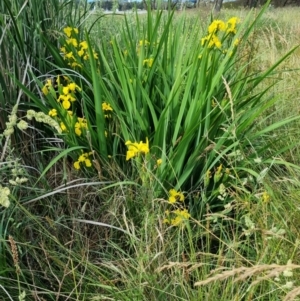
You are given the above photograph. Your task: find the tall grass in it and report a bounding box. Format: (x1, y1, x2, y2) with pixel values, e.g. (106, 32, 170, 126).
(0, 0, 92, 137)
(1, 3, 300, 300)
(2, 181, 300, 300)
(20, 4, 300, 217)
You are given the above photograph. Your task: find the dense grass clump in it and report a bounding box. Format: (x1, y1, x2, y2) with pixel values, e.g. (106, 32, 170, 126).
(1, 1, 300, 300)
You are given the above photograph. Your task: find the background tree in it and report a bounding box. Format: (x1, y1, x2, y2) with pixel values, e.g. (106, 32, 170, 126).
(214, 0, 223, 11)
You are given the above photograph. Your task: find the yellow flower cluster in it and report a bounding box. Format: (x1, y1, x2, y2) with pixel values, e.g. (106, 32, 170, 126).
(46, 88, 88, 137)
(63, 27, 78, 38)
(60, 121, 67, 132)
(168, 189, 184, 204)
(137, 39, 151, 55)
(59, 115, 88, 137)
(58, 82, 81, 110)
(61, 27, 98, 69)
(48, 108, 57, 117)
(227, 17, 240, 34)
(201, 17, 240, 49)
(125, 138, 149, 160)
(143, 58, 154, 68)
(75, 117, 88, 136)
(42, 76, 81, 110)
(102, 102, 113, 118)
(208, 20, 227, 34)
(42, 79, 53, 95)
(164, 209, 190, 226)
(74, 152, 93, 170)
(164, 188, 190, 226)
(201, 34, 222, 49)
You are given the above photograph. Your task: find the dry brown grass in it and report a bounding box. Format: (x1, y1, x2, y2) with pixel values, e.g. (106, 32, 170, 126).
(284, 287, 300, 301)
(194, 262, 300, 286)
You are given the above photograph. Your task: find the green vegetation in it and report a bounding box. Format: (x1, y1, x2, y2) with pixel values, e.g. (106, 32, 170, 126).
(1, 1, 300, 300)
